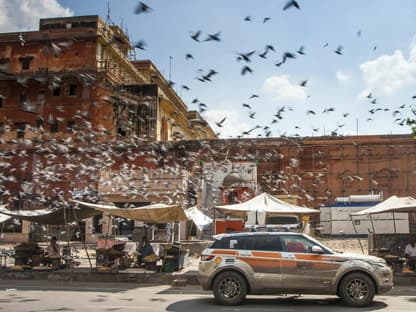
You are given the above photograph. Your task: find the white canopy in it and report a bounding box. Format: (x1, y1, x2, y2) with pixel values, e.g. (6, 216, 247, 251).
(352, 195, 416, 216)
(73, 200, 188, 223)
(0, 205, 12, 223)
(215, 192, 319, 218)
(184, 206, 212, 231)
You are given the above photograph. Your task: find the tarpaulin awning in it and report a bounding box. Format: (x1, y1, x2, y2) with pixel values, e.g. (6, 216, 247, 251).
(351, 195, 416, 216)
(215, 192, 319, 218)
(184, 206, 212, 231)
(0, 204, 100, 225)
(72, 200, 188, 223)
(0, 205, 12, 223)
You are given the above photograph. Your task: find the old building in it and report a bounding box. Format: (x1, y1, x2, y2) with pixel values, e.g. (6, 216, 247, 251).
(0, 15, 215, 142)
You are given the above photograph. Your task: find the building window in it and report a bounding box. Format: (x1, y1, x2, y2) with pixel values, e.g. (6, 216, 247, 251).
(66, 120, 75, 132)
(19, 57, 33, 70)
(68, 84, 77, 96)
(36, 118, 42, 128)
(53, 87, 61, 96)
(0, 96, 3, 109)
(0, 123, 4, 135)
(50, 121, 58, 133)
(15, 122, 26, 139)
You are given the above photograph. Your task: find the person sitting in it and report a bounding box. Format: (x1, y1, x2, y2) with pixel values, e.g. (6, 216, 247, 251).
(137, 237, 154, 265)
(404, 238, 416, 271)
(43, 236, 62, 268)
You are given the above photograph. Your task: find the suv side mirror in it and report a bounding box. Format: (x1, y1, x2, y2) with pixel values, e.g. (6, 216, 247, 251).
(311, 245, 324, 254)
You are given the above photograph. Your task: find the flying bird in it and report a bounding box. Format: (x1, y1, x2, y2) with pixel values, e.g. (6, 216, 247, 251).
(237, 50, 256, 62)
(299, 80, 308, 87)
(181, 85, 190, 91)
(134, 2, 153, 14)
(334, 45, 343, 55)
(263, 17, 271, 23)
(204, 32, 221, 42)
(297, 45, 305, 55)
(242, 103, 251, 109)
(244, 16, 252, 21)
(276, 52, 296, 66)
(215, 117, 227, 127)
(283, 0, 300, 10)
(259, 45, 274, 59)
(241, 65, 253, 75)
(134, 40, 147, 50)
(249, 94, 259, 99)
(185, 53, 194, 60)
(190, 30, 202, 42)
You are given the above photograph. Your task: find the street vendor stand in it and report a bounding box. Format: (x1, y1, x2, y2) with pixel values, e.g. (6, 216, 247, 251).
(214, 192, 319, 234)
(73, 200, 190, 271)
(351, 196, 416, 272)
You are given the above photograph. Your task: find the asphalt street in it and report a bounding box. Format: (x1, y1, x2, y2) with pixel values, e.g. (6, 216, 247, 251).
(0, 280, 415, 312)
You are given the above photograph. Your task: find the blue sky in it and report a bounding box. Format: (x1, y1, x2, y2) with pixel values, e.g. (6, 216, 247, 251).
(2, 0, 416, 138)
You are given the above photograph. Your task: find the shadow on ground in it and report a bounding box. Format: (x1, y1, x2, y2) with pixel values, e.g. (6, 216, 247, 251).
(165, 296, 388, 312)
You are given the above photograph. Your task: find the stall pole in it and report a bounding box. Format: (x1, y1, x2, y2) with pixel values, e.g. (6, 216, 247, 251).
(349, 215, 365, 254)
(72, 208, 93, 272)
(369, 213, 378, 252)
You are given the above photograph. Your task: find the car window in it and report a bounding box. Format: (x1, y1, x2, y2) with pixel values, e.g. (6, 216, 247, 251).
(210, 235, 282, 251)
(280, 235, 315, 253)
(252, 236, 282, 251)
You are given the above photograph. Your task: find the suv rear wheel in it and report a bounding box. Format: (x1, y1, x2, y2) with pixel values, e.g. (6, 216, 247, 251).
(212, 271, 247, 305)
(338, 272, 375, 307)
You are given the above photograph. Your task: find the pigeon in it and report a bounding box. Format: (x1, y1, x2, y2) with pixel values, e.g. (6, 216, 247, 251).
(297, 45, 305, 55)
(134, 2, 153, 14)
(185, 53, 194, 60)
(334, 45, 343, 55)
(190, 30, 202, 42)
(134, 40, 147, 50)
(204, 32, 221, 42)
(241, 65, 253, 75)
(237, 51, 256, 62)
(263, 17, 271, 23)
(215, 117, 227, 127)
(283, 0, 300, 10)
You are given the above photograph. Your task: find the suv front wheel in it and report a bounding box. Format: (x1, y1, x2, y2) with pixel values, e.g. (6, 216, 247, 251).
(212, 271, 247, 305)
(338, 272, 375, 307)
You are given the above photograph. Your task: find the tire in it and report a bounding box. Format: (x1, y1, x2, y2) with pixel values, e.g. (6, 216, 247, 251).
(338, 272, 375, 307)
(212, 271, 247, 306)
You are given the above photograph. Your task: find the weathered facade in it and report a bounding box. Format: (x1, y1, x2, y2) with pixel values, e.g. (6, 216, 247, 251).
(0, 15, 215, 142)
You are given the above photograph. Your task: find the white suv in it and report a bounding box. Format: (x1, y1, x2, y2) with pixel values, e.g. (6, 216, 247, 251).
(199, 232, 393, 307)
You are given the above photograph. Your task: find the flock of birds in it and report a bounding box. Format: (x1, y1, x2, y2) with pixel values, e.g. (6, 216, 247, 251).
(0, 0, 415, 233)
(131, 1, 416, 139)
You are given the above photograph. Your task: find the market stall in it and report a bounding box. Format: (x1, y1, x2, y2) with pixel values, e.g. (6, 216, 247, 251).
(215, 192, 319, 233)
(351, 195, 416, 272)
(73, 200, 207, 272)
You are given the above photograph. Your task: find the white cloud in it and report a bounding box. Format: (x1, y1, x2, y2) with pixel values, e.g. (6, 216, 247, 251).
(0, 0, 73, 32)
(336, 70, 350, 81)
(261, 75, 307, 102)
(203, 108, 252, 138)
(359, 45, 416, 95)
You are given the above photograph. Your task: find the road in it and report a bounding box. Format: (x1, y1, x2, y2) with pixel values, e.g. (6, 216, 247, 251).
(0, 280, 414, 311)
